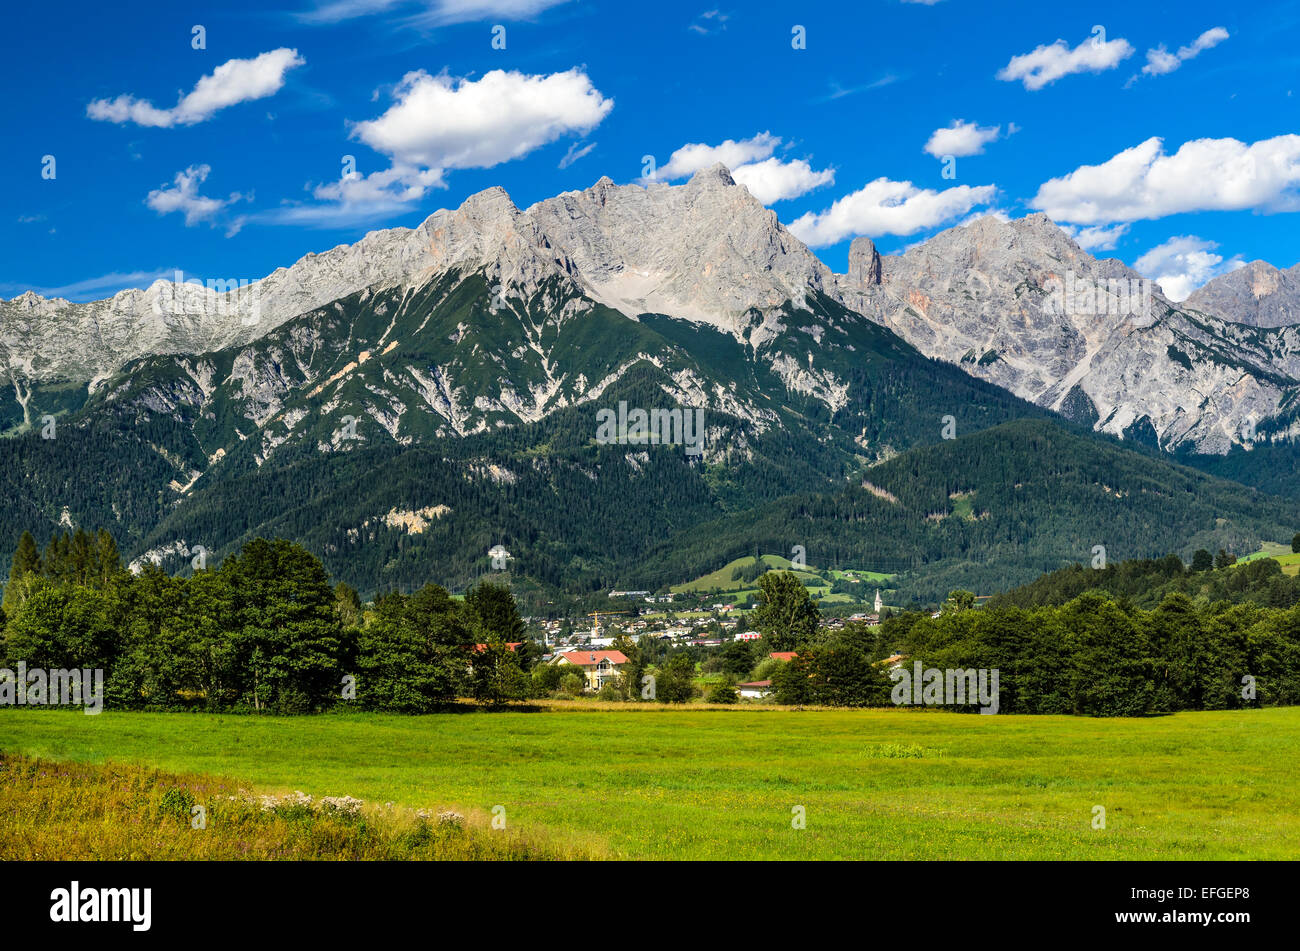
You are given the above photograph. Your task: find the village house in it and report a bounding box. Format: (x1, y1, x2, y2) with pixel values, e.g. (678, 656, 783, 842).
(737, 680, 773, 699)
(553, 649, 630, 691)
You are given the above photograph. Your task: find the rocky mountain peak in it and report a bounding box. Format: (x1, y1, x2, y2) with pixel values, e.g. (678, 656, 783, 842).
(687, 162, 737, 188)
(1185, 259, 1300, 327)
(846, 237, 882, 287)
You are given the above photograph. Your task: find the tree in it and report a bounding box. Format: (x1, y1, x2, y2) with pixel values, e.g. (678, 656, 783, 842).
(943, 590, 977, 614)
(6, 581, 120, 674)
(467, 640, 527, 705)
(334, 582, 364, 629)
(610, 634, 644, 700)
(220, 538, 343, 713)
(656, 652, 697, 703)
(3, 531, 42, 615)
(1191, 549, 1213, 572)
(750, 572, 820, 650)
(464, 581, 526, 643)
(1292, 532, 1300, 554)
(1215, 549, 1236, 570)
(717, 638, 757, 677)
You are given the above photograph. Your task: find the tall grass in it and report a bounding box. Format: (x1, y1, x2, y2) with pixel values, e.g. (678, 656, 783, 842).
(0, 753, 587, 860)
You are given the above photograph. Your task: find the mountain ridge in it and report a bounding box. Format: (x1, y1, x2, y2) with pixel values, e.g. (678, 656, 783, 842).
(7, 165, 1299, 457)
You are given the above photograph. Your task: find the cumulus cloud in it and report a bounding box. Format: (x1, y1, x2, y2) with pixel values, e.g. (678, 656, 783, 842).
(1142, 26, 1229, 76)
(656, 133, 782, 181)
(997, 34, 1134, 90)
(1133, 235, 1244, 301)
(145, 165, 246, 229)
(653, 133, 833, 203)
(788, 178, 997, 247)
(923, 120, 1003, 158)
(1032, 134, 1300, 224)
(732, 158, 834, 204)
(265, 68, 611, 227)
(353, 68, 611, 172)
(87, 49, 304, 127)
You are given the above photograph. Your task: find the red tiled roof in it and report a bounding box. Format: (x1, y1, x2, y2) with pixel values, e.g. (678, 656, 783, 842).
(472, 642, 524, 653)
(556, 650, 629, 667)
(769, 651, 798, 661)
(737, 680, 772, 687)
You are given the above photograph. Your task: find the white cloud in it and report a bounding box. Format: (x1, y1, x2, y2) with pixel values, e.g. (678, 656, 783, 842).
(302, 0, 571, 25)
(923, 120, 1003, 158)
(1133, 235, 1244, 301)
(264, 68, 610, 227)
(732, 158, 835, 204)
(1032, 134, 1300, 224)
(87, 49, 304, 128)
(997, 34, 1134, 90)
(657, 133, 781, 181)
(653, 133, 832, 203)
(353, 68, 611, 172)
(689, 10, 730, 34)
(1062, 222, 1131, 252)
(145, 165, 245, 228)
(558, 141, 596, 169)
(1142, 27, 1229, 76)
(788, 178, 997, 247)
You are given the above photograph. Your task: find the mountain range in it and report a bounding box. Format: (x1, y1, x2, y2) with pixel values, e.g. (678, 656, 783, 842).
(3, 165, 1298, 603)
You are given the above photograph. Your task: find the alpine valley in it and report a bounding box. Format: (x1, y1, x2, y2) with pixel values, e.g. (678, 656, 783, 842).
(4, 165, 1299, 604)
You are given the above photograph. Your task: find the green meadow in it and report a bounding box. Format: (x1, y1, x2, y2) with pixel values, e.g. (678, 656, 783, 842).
(1239, 542, 1300, 576)
(3, 705, 1298, 860)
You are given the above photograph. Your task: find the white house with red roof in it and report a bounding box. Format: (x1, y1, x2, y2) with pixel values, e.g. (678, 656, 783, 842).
(554, 649, 630, 691)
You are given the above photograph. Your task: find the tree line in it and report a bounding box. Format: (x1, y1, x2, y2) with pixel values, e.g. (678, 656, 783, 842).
(733, 564, 1300, 714)
(1, 529, 541, 712)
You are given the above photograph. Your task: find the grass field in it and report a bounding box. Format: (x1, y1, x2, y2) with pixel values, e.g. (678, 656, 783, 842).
(1239, 542, 1300, 576)
(670, 554, 895, 602)
(3, 706, 1298, 860)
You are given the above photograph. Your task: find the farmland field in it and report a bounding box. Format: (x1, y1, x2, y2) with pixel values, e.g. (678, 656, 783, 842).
(4, 706, 1297, 860)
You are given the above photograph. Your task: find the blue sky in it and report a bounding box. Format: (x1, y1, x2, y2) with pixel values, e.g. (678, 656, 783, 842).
(4, 0, 1299, 303)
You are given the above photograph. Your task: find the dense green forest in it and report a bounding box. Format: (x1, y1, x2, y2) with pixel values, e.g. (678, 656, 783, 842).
(988, 548, 1300, 611)
(643, 419, 1300, 602)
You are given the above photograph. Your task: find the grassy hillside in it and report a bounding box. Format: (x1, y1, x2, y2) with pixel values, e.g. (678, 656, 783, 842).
(1240, 542, 1300, 576)
(4, 707, 1298, 859)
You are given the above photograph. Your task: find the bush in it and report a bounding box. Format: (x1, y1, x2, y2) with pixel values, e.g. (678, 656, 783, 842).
(707, 682, 739, 704)
(560, 672, 585, 696)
